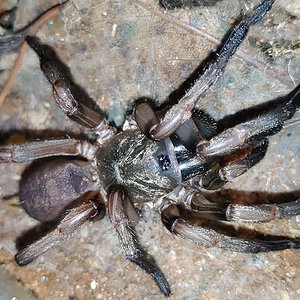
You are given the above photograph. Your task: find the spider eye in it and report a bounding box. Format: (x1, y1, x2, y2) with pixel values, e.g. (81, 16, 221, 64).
(158, 155, 171, 171)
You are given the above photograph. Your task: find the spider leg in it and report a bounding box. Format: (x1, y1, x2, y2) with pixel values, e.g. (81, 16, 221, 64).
(159, 199, 300, 252)
(197, 85, 300, 157)
(178, 189, 300, 223)
(0, 138, 97, 163)
(16, 200, 104, 265)
(25, 36, 116, 145)
(108, 190, 171, 296)
(141, 0, 275, 140)
(200, 139, 269, 190)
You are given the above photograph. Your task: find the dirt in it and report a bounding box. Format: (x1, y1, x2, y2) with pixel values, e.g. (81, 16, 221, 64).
(0, 0, 300, 299)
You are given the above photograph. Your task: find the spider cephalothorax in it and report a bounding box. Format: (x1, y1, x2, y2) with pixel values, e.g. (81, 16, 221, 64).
(1, 0, 300, 296)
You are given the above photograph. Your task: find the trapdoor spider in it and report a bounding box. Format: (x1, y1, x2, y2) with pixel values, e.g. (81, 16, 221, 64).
(1, 0, 300, 296)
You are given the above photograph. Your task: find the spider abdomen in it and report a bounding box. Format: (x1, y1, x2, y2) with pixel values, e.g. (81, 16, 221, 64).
(20, 159, 98, 222)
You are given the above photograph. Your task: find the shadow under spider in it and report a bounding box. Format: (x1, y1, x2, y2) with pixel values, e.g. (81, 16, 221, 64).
(0, 129, 96, 145)
(159, 0, 224, 10)
(217, 85, 300, 131)
(14, 189, 300, 252)
(203, 189, 300, 206)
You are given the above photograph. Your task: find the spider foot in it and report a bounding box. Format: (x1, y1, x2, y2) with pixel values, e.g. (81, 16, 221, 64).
(128, 254, 171, 297)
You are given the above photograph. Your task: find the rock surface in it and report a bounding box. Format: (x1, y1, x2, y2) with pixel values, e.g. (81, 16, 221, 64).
(0, 0, 300, 299)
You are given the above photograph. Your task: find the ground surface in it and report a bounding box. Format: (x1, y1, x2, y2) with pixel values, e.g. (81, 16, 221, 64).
(0, 0, 300, 299)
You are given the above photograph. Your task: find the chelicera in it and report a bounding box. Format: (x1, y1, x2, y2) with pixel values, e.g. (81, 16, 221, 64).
(1, 0, 300, 296)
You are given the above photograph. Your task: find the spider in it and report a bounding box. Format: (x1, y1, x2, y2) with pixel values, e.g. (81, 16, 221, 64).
(0, 0, 300, 296)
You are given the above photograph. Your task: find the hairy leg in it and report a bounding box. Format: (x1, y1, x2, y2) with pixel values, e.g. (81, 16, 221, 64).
(0, 138, 97, 163)
(16, 200, 104, 265)
(136, 0, 275, 140)
(26, 36, 116, 145)
(179, 190, 300, 223)
(108, 190, 171, 296)
(197, 86, 300, 157)
(159, 199, 300, 252)
(200, 139, 269, 189)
